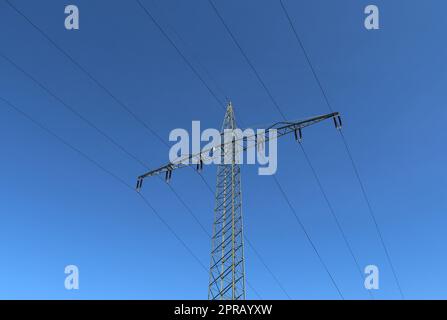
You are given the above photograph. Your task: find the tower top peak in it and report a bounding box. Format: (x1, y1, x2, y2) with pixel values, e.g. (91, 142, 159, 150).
(222, 101, 236, 130)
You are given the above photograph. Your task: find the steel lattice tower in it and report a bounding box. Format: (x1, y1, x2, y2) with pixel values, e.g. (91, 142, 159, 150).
(208, 103, 246, 300)
(136, 101, 340, 299)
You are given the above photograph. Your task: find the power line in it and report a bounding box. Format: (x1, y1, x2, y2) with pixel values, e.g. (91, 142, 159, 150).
(3, 0, 267, 299)
(0, 94, 263, 299)
(299, 143, 373, 299)
(206, 0, 287, 120)
(4, 0, 221, 200)
(0, 51, 149, 169)
(6, 0, 339, 299)
(0, 94, 208, 275)
(0, 51, 262, 299)
(134, 0, 291, 298)
(135, 0, 225, 110)
(135, 0, 333, 298)
(147, 0, 230, 104)
(272, 176, 344, 299)
(278, 0, 404, 299)
(207, 0, 367, 299)
(4, 0, 166, 147)
(5, 0, 217, 255)
(0, 50, 214, 238)
(136, 0, 253, 133)
(5, 0, 218, 190)
(244, 237, 292, 299)
(5, 0, 266, 295)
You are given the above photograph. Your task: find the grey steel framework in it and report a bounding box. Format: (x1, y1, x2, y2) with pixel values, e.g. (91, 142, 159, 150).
(135, 109, 340, 190)
(135, 102, 341, 299)
(208, 103, 245, 300)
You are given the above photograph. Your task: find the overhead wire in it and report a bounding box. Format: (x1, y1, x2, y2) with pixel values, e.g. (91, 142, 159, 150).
(206, 0, 374, 299)
(3, 1, 264, 298)
(0, 51, 262, 299)
(135, 0, 291, 298)
(0, 95, 208, 275)
(279, 0, 404, 299)
(137, 0, 344, 299)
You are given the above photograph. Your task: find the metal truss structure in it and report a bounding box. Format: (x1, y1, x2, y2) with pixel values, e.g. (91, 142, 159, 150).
(208, 103, 245, 300)
(135, 108, 340, 191)
(135, 102, 341, 299)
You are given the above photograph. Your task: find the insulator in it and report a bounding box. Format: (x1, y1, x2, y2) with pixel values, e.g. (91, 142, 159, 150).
(333, 116, 342, 130)
(165, 170, 170, 182)
(337, 116, 343, 129)
(200, 159, 204, 171)
(298, 128, 303, 142)
(136, 179, 143, 191)
(294, 129, 298, 141)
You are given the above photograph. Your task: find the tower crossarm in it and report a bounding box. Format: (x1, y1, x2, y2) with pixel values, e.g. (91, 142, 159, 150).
(265, 111, 340, 140)
(136, 111, 341, 191)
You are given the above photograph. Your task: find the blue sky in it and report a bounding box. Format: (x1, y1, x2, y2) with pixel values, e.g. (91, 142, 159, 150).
(1, 0, 446, 299)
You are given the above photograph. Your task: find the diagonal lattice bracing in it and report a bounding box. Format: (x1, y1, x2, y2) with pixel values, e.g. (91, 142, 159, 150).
(208, 103, 246, 300)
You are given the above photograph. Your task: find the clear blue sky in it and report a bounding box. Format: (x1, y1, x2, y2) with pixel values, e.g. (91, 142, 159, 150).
(1, 0, 446, 299)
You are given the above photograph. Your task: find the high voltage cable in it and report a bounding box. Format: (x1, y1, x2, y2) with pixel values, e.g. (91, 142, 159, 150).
(243, 237, 292, 299)
(206, 0, 361, 299)
(147, 0, 230, 104)
(136, 0, 342, 298)
(5, 0, 342, 299)
(0, 52, 149, 169)
(1, 49, 213, 230)
(4, 0, 166, 147)
(0, 94, 262, 299)
(0, 95, 208, 277)
(0, 51, 262, 299)
(135, 0, 225, 110)
(206, 0, 287, 120)
(134, 0, 291, 298)
(3, 1, 265, 298)
(298, 143, 373, 299)
(278, 0, 404, 299)
(272, 177, 344, 299)
(4, 0, 220, 185)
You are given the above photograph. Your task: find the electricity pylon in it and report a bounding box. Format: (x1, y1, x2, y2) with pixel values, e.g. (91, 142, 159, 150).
(135, 102, 342, 300)
(207, 103, 245, 300)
